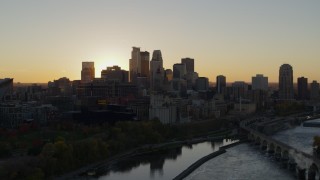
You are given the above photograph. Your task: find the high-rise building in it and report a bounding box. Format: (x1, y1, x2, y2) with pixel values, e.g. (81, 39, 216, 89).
(129, 47, 141, 83)
(129, 47, 149, 83)
(252, 74, 268, 91)
(81, 62, 95, 83)
(297, 77, 308, 100)
(140, 51, 150, 79)
(101, 65, 129, 83)
(181, 58, 194, 73)
(150, 50, 164, 91)
(196, 77, 209, 91)
(216, 75, 226, 94)
(232, 81, 248, 100)
(310, 80, 320, 100)
(173, 63, 187, 79)
(279, 64, 294, 100)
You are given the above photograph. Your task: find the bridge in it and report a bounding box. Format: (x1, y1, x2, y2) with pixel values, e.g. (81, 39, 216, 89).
(241, 117, 320, 180)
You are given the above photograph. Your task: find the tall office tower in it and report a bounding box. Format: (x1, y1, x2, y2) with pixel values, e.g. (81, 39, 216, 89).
(310, 80, 320, 100)
(173, 63, 187, 79)
(150, 50, 164, 91)
(81, 62, 95, 83)
(129, 47, 141, 83)
(297, 77, 308, 100)
(279, 64, 294, 100)
(181, 58, 194, 73)
(252, 74, 268, 91)
(216, 75, 226, 94)
(140, 51, 150, 78)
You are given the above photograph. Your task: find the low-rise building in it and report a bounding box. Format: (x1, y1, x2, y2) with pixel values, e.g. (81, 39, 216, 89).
(0, 78, 13, 101)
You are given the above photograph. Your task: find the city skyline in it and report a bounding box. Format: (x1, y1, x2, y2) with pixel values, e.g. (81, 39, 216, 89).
(1, 1, 320, 83)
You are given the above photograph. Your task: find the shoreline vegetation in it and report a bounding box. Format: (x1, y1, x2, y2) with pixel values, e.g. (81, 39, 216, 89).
(0, 118, 235, 179)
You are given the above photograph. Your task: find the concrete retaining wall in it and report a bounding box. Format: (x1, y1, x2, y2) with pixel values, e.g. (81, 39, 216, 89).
(173, 149, 226, 180)
(173, 140, 246, 180)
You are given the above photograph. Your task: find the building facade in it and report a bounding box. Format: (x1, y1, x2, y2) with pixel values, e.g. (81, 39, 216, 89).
(297, 77, 308, 100)
(252, 74, 268, 91)
(150, 50, 164, 91)
(81, 62, 95, 83)
(101, 65, 129, 83)
(129, 47, 141, 83)
(129, 47, 149, 83)
(216, 75, 226, 94)
(0, 78, 13, 101)
(173, 63, 187, 79)
(278, 64, 294, 100)
(140, 51, 150, 79)
(310, 81, 320, 100)
(195, 77, 209, 91)
(181, 58, 194, 73)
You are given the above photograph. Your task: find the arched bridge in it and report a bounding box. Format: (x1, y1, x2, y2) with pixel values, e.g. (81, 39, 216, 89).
(241, 118, 320, 180)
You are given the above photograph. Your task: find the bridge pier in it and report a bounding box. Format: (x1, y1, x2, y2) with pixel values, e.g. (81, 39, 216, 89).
(275, 153, 281, 161)
(245, 124, 320, 180)
(288, 158, 296, 171)
(296, 167, 306, 180)
(308, 170, 316, 180)
(308, 163, 320, 180)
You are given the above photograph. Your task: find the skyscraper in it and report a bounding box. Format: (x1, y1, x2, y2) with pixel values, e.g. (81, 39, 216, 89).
(216, 75, 226, 94)
(310, 80, 320, 100)
(297, 77, 308, 100)
(196, 77, 209, 91)
(173, 63, 187, 79)
(129, 47, 141, 83)
(140, 51, 150, 79)
(278, 64, 294, 100)
(150, 50, 164, 91)
(129, 47, 149, 83)
(181, 58, 194, 73)
(252, 74, 268, 91)
(81, 62, 95, 83)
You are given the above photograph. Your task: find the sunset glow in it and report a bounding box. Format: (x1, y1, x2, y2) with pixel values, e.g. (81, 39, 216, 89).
(0, 1, 319, 83)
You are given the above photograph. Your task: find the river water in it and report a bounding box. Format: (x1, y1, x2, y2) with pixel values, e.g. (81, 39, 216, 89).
(95, 119, 320, 180)
(271, 119, 320, 155)
(97, 139, 234, 180)
(186, 119, 320, 180)
(185, 143, 295, 180)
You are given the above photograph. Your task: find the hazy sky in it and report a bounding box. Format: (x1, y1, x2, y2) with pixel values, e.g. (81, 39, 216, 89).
(1, 0, 320, 83)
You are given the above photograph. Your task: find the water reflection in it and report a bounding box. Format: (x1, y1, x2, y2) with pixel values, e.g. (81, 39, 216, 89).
(186, 143, 294, 180)
(96, 139, 234, 180)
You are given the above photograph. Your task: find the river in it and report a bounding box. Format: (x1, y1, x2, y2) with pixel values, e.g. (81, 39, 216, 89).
(95, 139, 234, 180)
(185, 143, 294, 180)
(271, 119, 320, 155)
(87, 119, 320, 180)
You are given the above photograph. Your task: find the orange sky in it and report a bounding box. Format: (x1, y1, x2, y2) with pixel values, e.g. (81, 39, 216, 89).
(1, 1, 319, 83)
